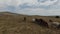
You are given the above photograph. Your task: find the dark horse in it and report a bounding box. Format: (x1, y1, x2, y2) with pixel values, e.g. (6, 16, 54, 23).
(23, 17, 26, 21)
(32, 18, 49, 28)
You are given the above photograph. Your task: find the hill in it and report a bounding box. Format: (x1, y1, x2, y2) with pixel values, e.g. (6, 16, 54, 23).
(0, 12, 60, 34)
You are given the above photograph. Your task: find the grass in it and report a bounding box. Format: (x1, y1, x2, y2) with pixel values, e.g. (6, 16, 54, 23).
(0, 12, 59, 34)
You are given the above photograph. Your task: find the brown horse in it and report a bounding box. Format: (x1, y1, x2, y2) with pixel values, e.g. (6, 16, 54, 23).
(23, 17, 26, 21)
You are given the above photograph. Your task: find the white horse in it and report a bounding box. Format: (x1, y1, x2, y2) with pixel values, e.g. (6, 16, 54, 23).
(32, 18, 35, 22)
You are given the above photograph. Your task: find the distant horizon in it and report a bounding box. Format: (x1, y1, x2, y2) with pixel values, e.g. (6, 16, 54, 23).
(0, 10, 60, 16)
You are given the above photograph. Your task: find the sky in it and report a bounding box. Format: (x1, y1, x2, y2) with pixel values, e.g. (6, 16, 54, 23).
(0, 0, 60, 16)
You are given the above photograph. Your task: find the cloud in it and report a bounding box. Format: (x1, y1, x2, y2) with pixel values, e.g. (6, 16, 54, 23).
(0, 0, 59, 9)
(0, 0, 60, 16)
(14, 8, 60, 16)
(6, 6, 16, 11)
(15, 8, 48, 15)
(16, 0, 59, 10)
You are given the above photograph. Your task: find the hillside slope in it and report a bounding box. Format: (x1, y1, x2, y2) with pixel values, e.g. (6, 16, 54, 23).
(0, 12, 60, 34)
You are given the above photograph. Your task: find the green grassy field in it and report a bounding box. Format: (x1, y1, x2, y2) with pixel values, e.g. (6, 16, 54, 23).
(0, 12, 60, 34)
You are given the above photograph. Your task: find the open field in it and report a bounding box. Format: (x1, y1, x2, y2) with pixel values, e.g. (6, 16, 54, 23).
(0, 12, 60, 34)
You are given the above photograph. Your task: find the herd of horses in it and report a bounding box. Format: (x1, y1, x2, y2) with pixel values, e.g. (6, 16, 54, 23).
(23, 17, 60, 29)
(32, 18, 49, 28)
(32, 18, 60, 29)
